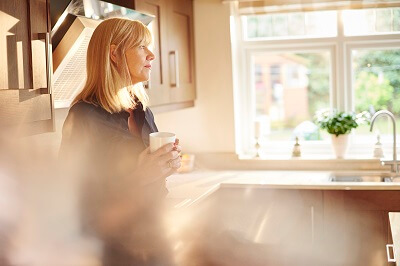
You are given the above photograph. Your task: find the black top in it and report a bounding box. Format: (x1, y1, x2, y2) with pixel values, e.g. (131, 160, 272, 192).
(59, 101, 172, 266)
(61, 101, 158, 147)
(59, 101, 159, 190)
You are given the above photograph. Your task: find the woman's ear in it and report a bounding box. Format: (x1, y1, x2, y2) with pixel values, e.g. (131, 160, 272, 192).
(110, 44, 117, 64)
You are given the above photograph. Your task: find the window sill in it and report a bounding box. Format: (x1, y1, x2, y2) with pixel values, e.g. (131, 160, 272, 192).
(194, 152, 390, 171)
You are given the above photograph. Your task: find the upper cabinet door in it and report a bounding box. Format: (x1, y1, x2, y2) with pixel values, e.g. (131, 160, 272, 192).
(0, 0, 54, 135)
(30, 0, 49, 91)
(135, 0, 196, 110)
(134, 0, 171, 106)
(167, 0, 195, 103)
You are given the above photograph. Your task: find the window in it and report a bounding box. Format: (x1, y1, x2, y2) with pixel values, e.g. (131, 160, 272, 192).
(232, 6, 400, 158)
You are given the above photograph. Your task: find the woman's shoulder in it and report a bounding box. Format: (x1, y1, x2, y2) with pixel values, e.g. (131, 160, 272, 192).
(69, 101, 98, 114)
(63, 102, 102, 131)
(68, 101, 108, 120)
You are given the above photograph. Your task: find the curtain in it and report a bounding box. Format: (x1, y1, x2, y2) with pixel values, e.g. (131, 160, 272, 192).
(222, 0, 400, 15)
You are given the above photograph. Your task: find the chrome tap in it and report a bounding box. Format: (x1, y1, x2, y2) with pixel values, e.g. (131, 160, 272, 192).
(370, 110, 399, 176)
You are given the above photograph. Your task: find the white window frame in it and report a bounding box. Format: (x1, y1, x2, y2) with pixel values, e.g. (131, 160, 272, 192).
(230, 3, 400, 158)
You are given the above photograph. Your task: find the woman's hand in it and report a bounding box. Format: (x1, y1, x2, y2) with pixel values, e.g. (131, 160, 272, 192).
(135, 139, 182, 185)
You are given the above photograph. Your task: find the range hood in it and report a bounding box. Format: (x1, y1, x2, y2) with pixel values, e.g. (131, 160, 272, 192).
(51, 0, 154, 108)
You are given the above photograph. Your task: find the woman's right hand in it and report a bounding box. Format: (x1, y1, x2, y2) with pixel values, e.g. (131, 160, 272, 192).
(135, 142, 181, 186)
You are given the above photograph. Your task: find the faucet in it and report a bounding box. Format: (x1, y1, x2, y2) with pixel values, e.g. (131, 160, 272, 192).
(370, 110, 399, 176)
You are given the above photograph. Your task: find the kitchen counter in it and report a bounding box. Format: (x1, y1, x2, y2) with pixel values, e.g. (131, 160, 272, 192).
(166, 170, 400, 266)
(167, 170, 400, 207)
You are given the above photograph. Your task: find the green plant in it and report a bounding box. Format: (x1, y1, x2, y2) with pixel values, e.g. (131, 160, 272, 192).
(314, 109, 371, 136)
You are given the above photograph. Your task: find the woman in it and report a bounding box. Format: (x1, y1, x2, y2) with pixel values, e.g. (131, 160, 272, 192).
(59, 18, 181, 265)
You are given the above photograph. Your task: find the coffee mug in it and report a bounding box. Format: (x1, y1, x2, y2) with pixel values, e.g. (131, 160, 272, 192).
(149, 132, 176, 153)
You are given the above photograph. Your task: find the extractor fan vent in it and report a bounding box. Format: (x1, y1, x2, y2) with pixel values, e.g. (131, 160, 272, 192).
(52, 29, 93, 108)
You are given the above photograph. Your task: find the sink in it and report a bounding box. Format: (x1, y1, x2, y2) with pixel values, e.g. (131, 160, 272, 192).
(329, 173, 393, 182)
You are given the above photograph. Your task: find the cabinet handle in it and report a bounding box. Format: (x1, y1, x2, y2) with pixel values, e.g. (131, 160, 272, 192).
(386, 244, 396, 262)
(169, 50, 180, 88)
(38, 32, 52, 94)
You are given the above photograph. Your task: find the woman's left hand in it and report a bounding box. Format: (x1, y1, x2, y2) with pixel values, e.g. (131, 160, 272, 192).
(134, 138, 182, 185)
(170, 138, 182, 168)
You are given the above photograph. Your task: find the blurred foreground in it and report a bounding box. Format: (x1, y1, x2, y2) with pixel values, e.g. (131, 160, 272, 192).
(0, 131, 396, 266)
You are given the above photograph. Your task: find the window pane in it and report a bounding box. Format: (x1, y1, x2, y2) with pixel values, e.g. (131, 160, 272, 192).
(243, 11, 336, 40)
(252, 52, 331, 141)
(352, 48, 400, 142)
(343, 8, 400, 36)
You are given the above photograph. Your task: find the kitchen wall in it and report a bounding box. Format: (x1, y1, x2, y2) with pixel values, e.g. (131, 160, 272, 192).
(154, 0, 235, 153)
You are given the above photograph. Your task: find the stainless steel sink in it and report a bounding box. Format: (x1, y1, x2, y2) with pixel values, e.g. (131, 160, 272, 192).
(329, 173, 393, 182)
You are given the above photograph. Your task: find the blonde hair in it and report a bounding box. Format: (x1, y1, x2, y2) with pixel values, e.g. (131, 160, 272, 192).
(72, 18, 152, 113)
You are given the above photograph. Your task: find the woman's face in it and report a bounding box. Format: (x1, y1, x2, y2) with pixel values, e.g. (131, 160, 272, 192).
(125, 43, 155, 84)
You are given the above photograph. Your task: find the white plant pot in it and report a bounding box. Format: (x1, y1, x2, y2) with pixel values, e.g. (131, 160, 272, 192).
(331, 134, 349, 159)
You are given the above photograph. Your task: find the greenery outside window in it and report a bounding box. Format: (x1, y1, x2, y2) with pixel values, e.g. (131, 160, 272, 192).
(352, 48, 400, 146)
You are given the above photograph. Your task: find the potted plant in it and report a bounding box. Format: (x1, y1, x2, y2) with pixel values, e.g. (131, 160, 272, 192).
(314, 109, 370, 158)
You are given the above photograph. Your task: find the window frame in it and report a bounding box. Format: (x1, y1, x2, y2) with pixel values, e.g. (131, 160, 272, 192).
(231, 4, 400, 158)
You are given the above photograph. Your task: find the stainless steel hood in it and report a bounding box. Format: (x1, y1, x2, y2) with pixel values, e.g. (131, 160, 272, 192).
(51, 0, 154, 108)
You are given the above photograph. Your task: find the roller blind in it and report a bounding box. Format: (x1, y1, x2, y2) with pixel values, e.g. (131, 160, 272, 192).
(222, 0, 400, 15)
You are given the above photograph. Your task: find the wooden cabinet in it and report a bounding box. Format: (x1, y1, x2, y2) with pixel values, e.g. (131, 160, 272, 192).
(389, 212, 400, 265)
(184, 187, 400, 265)
(0, 0, 54, 135)
(323, 190, 400, 266)
(134, 0, 196, 111)
(166, 0, 195, 104)
(211, 188, 324, 246)
(181, 187, 325, 265)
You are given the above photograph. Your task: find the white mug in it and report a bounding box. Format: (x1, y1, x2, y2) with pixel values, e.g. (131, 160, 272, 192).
(149, 132, 176, 153)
